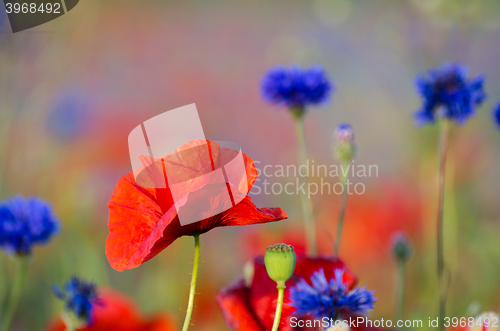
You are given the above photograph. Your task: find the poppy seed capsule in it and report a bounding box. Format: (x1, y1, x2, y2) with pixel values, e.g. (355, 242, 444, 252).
(264, 244, 296, 288)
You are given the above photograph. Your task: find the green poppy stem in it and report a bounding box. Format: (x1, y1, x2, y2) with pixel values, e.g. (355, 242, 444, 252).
(0, 256, 29, 331)
(292, 110, 317, 256)
(395, 261, 405, 328)
(437, 120, 450, 330)
(182, 235, 200, 331)
(271, 285, 286, 331)
(335, 161, 349, 257)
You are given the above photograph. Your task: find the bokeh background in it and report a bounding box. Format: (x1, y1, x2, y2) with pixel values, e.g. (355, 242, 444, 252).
(1, 0, 500, 330)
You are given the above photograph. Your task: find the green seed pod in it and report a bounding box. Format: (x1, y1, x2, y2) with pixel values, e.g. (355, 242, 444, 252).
(264, 244, 296, 288)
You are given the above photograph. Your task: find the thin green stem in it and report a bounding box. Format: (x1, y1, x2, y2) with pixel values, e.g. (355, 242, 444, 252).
(271, 285, 286, 331)
(182, 235, 200, 331)
(396, 262, 405, 328)
(293, 113, 317, 256)
(437, 120, 450, 330)
(335, 161, 349, 257)
(0, 256, 29, 331)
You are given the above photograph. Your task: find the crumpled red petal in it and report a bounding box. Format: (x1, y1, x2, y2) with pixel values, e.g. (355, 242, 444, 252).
(106, 140, 287, 271)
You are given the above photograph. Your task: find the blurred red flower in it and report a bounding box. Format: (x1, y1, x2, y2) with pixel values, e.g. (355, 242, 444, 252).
(241, 181, 422, 267)
(106, 139, 288, 271)
(217, 256, 379, 331)
(318, 180, 422, 265)
(44, 289, 176, 331)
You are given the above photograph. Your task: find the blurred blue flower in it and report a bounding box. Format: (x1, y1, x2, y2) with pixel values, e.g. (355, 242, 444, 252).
(53, 277, 99, 324)
(0, 195, 60, 255)
(261, 65, 333, 109)
(493, 103, 500, 129)
(47, 90, 91, 140)
(289, 268, 375, 321)
(414, 63, 486, 126)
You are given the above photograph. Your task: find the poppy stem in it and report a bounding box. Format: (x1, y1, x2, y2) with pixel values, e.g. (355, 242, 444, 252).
(271, 285, 286, 331)
(0, 255, 29, 331)
(182, 234, 200, 331)
(437, 119, 450, 330)
(334, 161, 349, 257)
(395, 261, 405, 329)
(292, 110, 317, 256)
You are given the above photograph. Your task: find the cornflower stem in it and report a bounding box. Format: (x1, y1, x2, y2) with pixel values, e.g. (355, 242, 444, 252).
(334, 161, 349, 257)
(437, 120, 450, 330)
(0, 255, 29, 331)
(292, 107, 317, 256)
(182, 235, 200, 331)
(271, 284, 286, 331)
(396, 261, 405, 328)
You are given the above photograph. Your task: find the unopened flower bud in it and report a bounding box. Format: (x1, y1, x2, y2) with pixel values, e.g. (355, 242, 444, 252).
(334, 124, 357, 162)
(264, 244, 296, 288)
(392, 232, 413, 264)
(335, 123, 355, 142)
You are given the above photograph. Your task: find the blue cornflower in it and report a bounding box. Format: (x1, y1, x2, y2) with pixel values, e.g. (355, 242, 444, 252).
(493, 102, 500, 129)
(0, 195, 60, 255)
(414, 63, 486, 126)
(261, 65, 333, 110)
(53, 277, 99, 325)
(289, 268, 376, 321)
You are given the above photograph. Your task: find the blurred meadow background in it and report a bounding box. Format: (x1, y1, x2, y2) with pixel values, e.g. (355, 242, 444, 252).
(1, 0, 500, 330)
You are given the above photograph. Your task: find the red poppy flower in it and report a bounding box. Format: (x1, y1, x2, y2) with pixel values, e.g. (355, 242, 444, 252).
(44, 289, 177, 331)
(217, 255, 381, 331)
(106, 139, 288, 271)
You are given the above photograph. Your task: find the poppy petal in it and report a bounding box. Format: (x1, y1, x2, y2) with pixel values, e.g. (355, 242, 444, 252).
(106, 140, 286, 271)
(216, 278, 265, 331)
(140, 193, 288, 266)
(105, 173, 176, 271)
